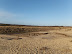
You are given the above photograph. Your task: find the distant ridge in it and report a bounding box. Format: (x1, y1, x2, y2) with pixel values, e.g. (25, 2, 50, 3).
(0, 23, 67, 27)
(0, 23, 34, 26)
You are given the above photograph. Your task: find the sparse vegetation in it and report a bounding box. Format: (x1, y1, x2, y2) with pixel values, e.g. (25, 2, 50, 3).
(0, 25, 59, 34)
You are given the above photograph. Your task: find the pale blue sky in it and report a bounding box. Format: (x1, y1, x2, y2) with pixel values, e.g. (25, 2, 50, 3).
(0, 0, 72, 26)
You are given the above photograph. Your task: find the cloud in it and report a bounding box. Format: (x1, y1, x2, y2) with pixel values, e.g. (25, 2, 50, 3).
(0, 9, 24, 19)
(0, 11, 14, 18)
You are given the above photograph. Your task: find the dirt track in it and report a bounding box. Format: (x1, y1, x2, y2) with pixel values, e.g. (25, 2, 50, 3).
(0, 26, 72, 54)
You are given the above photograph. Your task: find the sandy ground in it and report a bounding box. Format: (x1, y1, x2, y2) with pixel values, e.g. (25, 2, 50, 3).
(0, 28, 72, 54)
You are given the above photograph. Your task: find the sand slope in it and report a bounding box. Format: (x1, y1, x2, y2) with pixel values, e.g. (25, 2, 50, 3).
(0, 27, 72, 54)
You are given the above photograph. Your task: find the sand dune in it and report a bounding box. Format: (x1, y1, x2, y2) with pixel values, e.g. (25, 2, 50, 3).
(0, 26, 72, 54)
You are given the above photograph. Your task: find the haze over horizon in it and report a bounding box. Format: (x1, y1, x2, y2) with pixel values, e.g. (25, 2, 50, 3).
(0, 0, 72, 26)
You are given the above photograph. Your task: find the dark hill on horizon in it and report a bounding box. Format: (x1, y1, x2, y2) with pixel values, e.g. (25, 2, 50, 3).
(0, 23, 66, 27)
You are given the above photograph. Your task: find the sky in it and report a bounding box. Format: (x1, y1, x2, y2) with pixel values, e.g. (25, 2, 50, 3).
(0, 0, 72, 26)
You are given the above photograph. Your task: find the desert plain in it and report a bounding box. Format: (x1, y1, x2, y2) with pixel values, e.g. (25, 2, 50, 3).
(0, 25, 72, 54)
